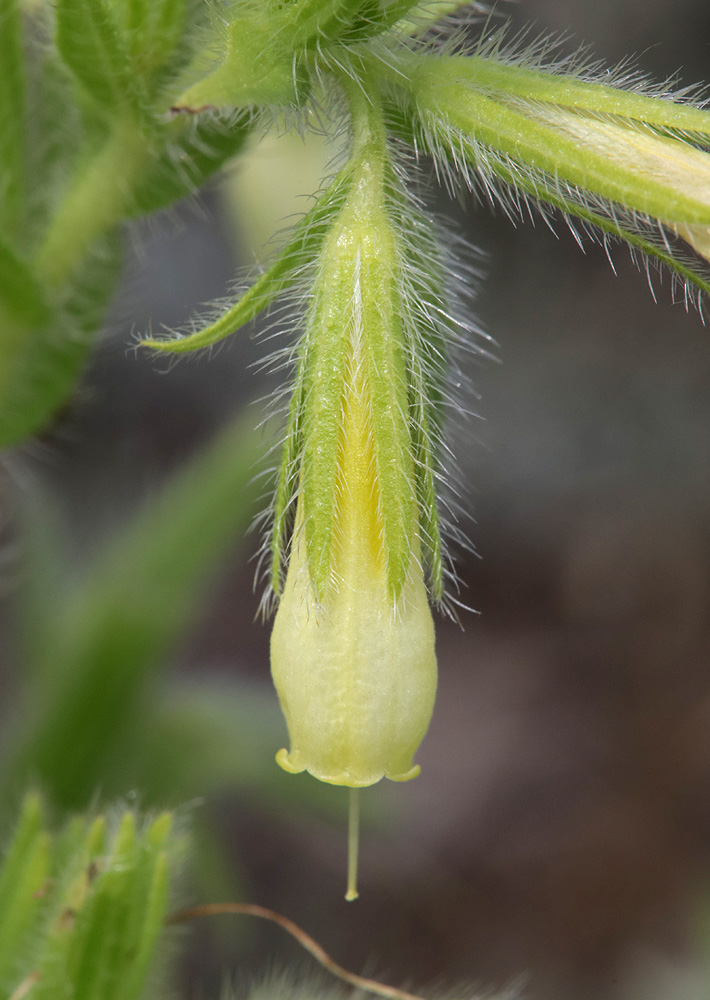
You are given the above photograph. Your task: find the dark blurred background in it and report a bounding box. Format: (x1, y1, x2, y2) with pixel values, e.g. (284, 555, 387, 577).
(5, 1, 710, 998)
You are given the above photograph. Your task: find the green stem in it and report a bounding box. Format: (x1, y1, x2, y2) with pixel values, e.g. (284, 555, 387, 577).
(35, 117, 149, 289)
(338, 66, 389, 177)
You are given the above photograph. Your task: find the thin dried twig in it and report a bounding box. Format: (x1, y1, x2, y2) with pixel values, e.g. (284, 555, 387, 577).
(167, 902, 426, 1000)
(8, 972, 41, 1000)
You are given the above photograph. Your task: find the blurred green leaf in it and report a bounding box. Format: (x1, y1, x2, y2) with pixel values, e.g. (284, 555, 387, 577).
(5, 415, 267, 809)
(128, 111, 251, 217)
(0, 233, 122, 449)
(23, 47, 87, 251)
(120, 0, 188, 93)
(55, 0, 144, 114)
(0, 0, 27, 234)
(130, 679, 344, 818)
(0, 240, 51, 329)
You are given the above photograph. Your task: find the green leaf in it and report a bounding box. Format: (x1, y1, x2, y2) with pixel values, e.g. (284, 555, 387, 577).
(0, 0, 27, 234)
(142, 0, 187, 85)
(128, 112, 251, 218)
(130, 679, 346, 818)
(174, 14, 301, 110)
(35, 117, 148, 289)
(6, 415, 266, 809)
(113, 0, 188, 95)
(0, 233, 122, 449)
(23, 48, 85, 251)
(55, 0, 143, 113)
(0, 240, 51, 328)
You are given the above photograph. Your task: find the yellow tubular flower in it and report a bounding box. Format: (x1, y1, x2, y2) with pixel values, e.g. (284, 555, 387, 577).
(268, 76, 446, 900)
(270, 344, 437, 790)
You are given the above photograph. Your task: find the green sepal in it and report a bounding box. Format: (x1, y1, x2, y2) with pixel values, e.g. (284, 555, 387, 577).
(140, 170, 351, 352)
(55, 0, 145, 114)
(270, 365, 306, 595)
(119, 815, 173, 1000)
(0, 794, 50, 992)
(400, 226, 449, 602)
(386, 95, 710, 301)
(359, 208, 416, 600)
(84, 816, 107, 860)
(298, 218, 353, 600)
(411, 408, 444, 601)
(120, 849, 169, 998)
(506, 163, 710, 299)
(294, 77, 419, 603)
(2, 803, 180, 1000)
(413, 71, 710, 225)
(448, 55, 710, 138)
(269, 0, 352, 48)
(175, 15, 303, 110)
(67, 815, 138, 1000)
(0, 0, 26, 234)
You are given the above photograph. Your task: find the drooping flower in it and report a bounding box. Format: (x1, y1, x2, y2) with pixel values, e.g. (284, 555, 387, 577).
(270, 347, 437, 790)
(266, 77, 468, 898)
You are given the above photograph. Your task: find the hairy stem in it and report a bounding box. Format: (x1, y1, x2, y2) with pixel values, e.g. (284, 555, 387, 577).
(35, 116, 148, 289)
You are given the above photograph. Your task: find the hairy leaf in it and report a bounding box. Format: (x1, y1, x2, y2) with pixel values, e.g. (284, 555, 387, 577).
(128, 112, 251, 218)
(0, 234, 121, 449)
(55, 0, 143, 113)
